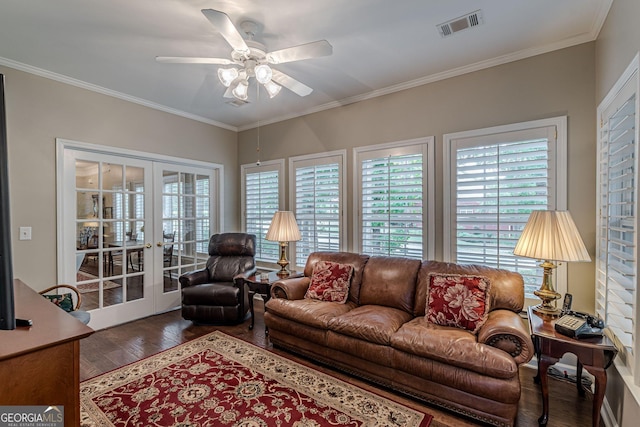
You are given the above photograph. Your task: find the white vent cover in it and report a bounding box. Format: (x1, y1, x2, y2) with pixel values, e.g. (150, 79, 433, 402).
(437, 10, 484, 38)
(226, 99, 249, 107)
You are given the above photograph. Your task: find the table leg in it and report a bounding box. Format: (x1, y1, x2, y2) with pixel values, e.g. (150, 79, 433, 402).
(248, 290, 255, 330)
(576, 360, 586, 396)
(263, 293, 271, 335)
(532, 335, 541, 384)
(537, 354, 558, 426)
(584, 365, 607, 427)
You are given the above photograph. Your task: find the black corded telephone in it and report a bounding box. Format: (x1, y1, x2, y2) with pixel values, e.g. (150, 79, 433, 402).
(554, 294, 605, 339)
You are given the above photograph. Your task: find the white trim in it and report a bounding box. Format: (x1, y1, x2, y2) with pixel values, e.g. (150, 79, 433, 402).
(598, 53, 640, 112)
(240, 159, 286, 230)
(352, 136, 435, 259)
(596, 52, 640, 396)
(56, 138, 225, 171)
(443, 116, 568, 298)
(240, 159, 285, 263)
(55, 138, 225, 286)
(288, 150, 347, 268)
(0, 57, 236, 131)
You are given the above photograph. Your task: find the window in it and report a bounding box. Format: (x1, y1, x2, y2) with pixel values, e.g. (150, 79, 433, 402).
(596, 54, 639, 384)
(290, 151, 346, 267)
(354, 138, 434, 259)
(444, 117, 567, 303)
(241, 160, 284, 262)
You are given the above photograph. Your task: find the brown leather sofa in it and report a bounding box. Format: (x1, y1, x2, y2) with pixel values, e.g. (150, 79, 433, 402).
(264, 252, 534, 427)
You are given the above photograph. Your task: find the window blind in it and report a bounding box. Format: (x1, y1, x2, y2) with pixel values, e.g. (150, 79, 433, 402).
(294, 162, 341, 266)
(454, 136, 552, 298)
(195, 176, 209, 254)
(245, 170, 280, 262)
(597, 90, 637, 364)
(361, 153, 423, 259)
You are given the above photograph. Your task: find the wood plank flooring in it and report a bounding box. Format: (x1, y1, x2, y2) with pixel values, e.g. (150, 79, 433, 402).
(80, 299, 598, 426)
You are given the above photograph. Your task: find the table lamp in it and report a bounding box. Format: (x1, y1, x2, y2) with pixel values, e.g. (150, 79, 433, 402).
(513, 210, 590, 316)
(266, 211, 301, 277)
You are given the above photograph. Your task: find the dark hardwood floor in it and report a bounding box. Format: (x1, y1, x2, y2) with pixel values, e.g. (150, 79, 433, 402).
(80, 299, 599, 427)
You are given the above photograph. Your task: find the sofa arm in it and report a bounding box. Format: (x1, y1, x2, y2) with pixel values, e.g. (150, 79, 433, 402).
(179, 269, 210, 288)
(477, 309, 534, 365)
(271, 276, 311, 300)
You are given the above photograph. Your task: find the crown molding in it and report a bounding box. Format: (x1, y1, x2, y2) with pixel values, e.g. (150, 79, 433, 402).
(240, 32, 599, 131)
(0, 56, 238, 132)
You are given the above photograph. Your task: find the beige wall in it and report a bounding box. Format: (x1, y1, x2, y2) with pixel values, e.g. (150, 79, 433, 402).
(1, 65, 238, 290)
(596, 0, 640, 425)
(239, 42, 597, 312)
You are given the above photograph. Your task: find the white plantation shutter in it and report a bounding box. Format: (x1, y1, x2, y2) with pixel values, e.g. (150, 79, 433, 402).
(291, 152, 344, 266)
(195, 176, 209, 254)
(596, 61, 638, 380)
(242, 162, 282, 262)
(356, 139, 433, 259)
(445, 122, 562, 301)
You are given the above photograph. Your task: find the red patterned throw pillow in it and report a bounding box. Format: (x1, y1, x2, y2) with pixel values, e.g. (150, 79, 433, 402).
(305, 260, 354, 303)
(426, 273, 491, 333)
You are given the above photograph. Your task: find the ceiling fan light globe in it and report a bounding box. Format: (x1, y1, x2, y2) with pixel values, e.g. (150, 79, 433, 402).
(232, 80, 249, 100)
(217, 68, 239, 87)
(254, 64, 273, 84)
(264, 80, 282, 98)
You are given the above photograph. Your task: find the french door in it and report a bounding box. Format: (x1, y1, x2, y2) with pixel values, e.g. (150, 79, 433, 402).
(154, 165, 214, 311)
(57, 140, 220, 329)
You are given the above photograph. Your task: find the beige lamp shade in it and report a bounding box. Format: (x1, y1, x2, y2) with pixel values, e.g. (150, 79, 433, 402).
(266, 211, 301, 242)
(513, 210, 590, 262)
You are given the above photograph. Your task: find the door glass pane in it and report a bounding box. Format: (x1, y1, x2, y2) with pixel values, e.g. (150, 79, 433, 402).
(161, 169, 212, 295)
(76, 160, 99, 191)
(76, 159, 147, 311)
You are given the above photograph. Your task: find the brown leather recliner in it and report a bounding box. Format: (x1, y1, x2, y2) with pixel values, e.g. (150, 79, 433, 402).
(179, 233, 256, 324)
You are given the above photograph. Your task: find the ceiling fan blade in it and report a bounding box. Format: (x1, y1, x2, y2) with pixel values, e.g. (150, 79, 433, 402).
(271, 69, 313, 96)
(201, 9, 249, 54)
(267, 40, 332, 64)
(155, 56, 235, 65)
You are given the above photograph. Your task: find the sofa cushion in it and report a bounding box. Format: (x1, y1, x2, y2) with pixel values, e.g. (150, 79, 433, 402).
(304, 252, 370, 304)
(42, 293, 74, 312)
(265, 298, 356, 329)
(305, 260, 354, 303)
(415, 261, 524, 317)
(328, 305, 413, 345)
(358, 256, 421, 313)
(391, 317, 518, 379)
(426, 273, 491, 333)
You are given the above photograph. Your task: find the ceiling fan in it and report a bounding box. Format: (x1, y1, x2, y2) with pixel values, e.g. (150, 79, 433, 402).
(156, 9, 332, 101)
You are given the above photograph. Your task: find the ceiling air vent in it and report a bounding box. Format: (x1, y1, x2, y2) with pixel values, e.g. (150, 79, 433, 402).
(226, 99, 249, 107)
(437, 10, 484, 38)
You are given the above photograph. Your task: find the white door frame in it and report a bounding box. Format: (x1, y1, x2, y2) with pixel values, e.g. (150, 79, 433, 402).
(56, 138, 223, 329)
(153, 162, 219, 312)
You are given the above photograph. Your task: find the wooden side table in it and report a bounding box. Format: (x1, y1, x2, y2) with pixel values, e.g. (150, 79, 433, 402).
(527, 306, 617, 427)
(244, 271, 303, 332)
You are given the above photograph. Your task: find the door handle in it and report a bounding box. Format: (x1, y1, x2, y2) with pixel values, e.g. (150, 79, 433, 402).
(145, 243, 152, 248)
(157, 242, 163, 247)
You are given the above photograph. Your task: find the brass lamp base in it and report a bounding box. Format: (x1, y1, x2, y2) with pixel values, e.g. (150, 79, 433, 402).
(276, 241, 291, 277)
(532, 260, 562, 317)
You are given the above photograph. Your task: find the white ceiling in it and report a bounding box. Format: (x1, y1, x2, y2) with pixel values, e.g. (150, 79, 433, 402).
(0, 0, 612, 131)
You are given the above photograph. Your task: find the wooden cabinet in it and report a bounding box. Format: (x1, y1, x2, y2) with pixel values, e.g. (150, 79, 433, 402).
(0, 279, 93, 426)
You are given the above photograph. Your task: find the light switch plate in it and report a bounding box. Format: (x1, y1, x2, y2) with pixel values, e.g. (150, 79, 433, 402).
(19, 226, 32, 241)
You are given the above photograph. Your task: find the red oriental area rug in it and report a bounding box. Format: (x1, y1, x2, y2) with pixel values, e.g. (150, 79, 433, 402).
(80, 331, 432, 427)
